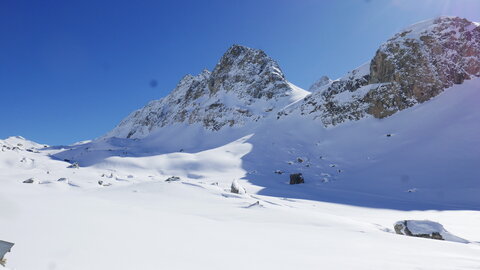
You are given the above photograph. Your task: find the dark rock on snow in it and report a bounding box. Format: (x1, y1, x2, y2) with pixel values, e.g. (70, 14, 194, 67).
(289, 173, 304, 185)
(22, 178, 35, 184)
(165, 176, 181, 182)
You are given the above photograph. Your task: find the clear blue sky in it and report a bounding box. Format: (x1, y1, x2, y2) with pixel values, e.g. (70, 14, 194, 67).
(1, 0, 479, 145)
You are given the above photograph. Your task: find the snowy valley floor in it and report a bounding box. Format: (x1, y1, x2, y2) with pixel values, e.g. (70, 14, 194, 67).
(1, 144, 480, 270)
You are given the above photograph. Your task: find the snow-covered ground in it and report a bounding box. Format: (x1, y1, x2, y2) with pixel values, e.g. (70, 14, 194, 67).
(1, 77, 480, 269)
(1, 149, 480, 270)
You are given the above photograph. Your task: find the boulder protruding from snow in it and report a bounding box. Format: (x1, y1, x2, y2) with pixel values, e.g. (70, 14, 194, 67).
(67, 162, 79, 169)
(165, 176, 181, 182)
(230, 179, 246, 194)
(289, 173, 304, 185)
(394, 220, 469, 243)
(22, 178, 35, 184)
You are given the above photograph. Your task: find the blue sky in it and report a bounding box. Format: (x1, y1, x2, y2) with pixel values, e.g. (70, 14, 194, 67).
(1, 0, 479, 145)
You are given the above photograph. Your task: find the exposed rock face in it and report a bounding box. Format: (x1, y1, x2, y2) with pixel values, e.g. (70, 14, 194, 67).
(369, 16, 480, 116)
(107, 45, 309, 138)
(208, 45, 291, 99)
(286, 16, 480, 125)
(290, 64, 375, 125)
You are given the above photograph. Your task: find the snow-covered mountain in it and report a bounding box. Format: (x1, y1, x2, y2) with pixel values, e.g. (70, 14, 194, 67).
(106, 45, 309, 138)
(108, 17, 479, 139)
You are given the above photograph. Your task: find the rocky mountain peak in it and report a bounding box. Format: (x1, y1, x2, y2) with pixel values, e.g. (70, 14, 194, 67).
(308, 76, 332, 92)
(288, 16, 480, 125)
(208, 44, 290, 99)
(106, 44, 308, 138)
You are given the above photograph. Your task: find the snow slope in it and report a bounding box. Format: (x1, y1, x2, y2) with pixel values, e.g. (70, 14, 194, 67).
(53, 76, 480, 210)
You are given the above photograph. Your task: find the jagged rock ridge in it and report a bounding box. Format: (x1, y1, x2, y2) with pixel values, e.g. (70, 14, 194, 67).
(287, 16, 480, 125)
(107, 45, 309, 138)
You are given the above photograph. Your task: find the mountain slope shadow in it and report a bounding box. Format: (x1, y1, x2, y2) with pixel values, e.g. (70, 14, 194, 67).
(240, 78, 480, 211)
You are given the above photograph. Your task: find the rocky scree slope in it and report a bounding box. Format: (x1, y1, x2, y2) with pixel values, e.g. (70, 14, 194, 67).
(107, 45, 308, 139)
(285, 16, 480, 125)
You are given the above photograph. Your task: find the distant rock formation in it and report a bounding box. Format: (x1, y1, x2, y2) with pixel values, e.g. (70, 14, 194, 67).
(308, 75, 332, 92)
(106, 45, 309, 138)
(287, 16, 480, 124)
(105, 17, 479, 138)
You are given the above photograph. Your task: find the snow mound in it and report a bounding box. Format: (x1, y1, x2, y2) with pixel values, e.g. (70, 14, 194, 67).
(0, 136, 46, 150)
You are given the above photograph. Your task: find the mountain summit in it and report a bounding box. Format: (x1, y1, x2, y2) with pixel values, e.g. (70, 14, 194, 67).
(107, 44, 309, 138)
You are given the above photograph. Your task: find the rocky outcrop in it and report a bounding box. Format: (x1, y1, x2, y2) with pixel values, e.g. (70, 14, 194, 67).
(286, 16, 480, 125)
(107, 45, 308, 139)
(369, 16, 480, 116)
(394, 220, 444, 240)
(289, 173, 304, 185)
(165, 176, 181, 182)
(22, 178, 35, 184)
(208, 45, 292, 99)
(231, 179, 246, 194)
(394, 220, 469, 243)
